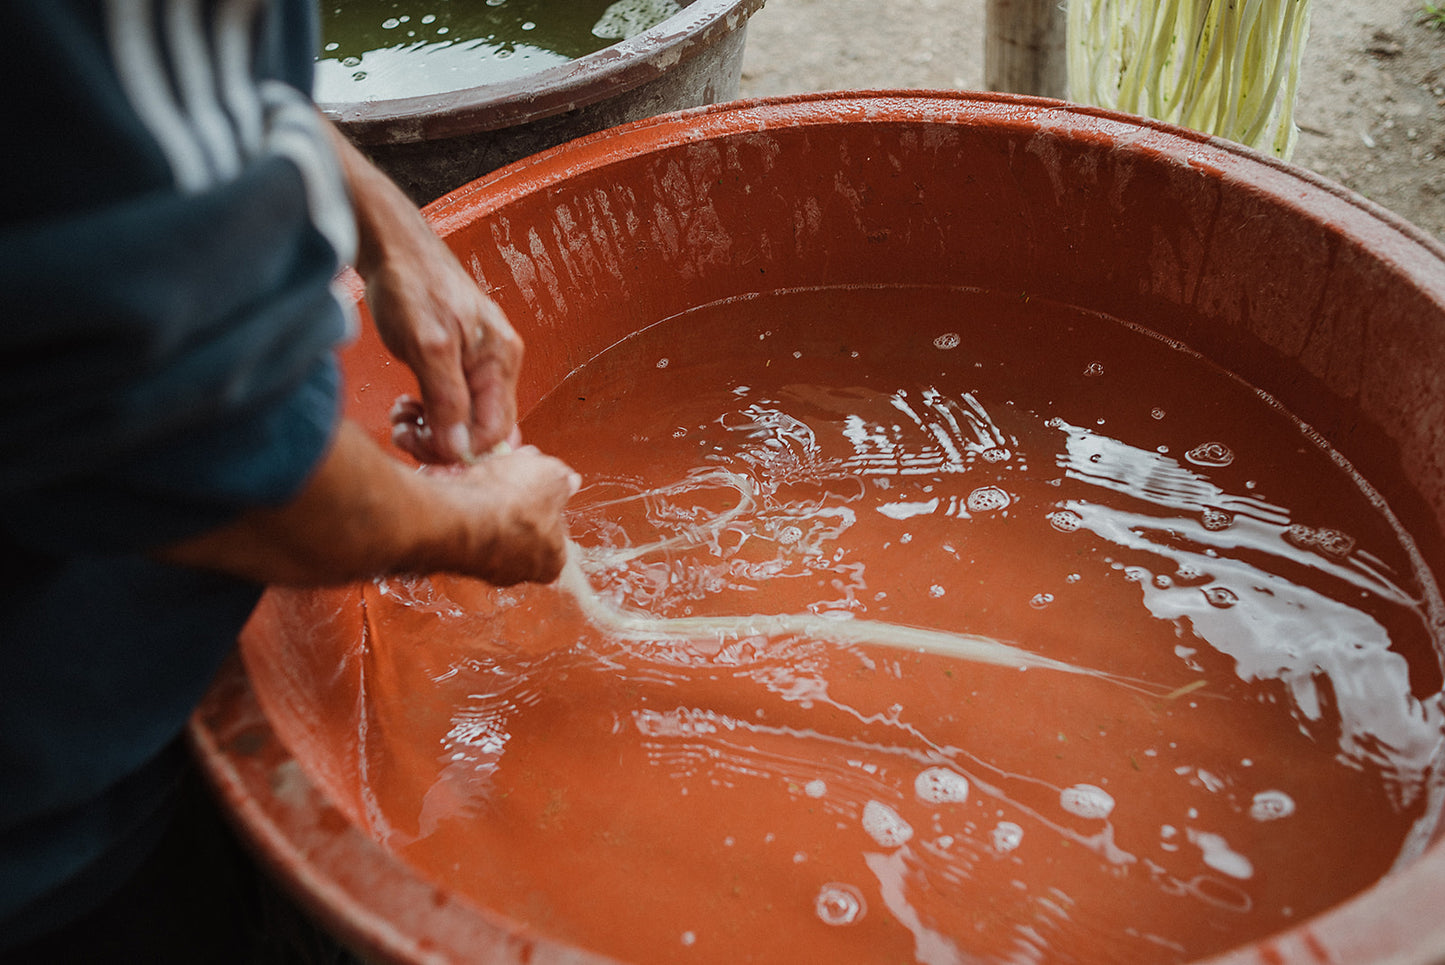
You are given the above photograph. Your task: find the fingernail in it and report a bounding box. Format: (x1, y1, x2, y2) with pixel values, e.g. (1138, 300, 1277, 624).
(446, 424, 474, 464)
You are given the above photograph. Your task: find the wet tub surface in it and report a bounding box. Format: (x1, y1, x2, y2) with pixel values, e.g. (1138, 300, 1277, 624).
(195, 92, 1445, 965)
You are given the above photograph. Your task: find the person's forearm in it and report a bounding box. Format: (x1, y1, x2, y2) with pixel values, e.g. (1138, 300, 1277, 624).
(156, 421, 467, 584)
(325, 124, 436, 280)
(157, 419, 576, 587)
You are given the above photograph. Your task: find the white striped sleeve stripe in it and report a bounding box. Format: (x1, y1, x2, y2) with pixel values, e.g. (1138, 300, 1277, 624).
(104, 0, 356, 267)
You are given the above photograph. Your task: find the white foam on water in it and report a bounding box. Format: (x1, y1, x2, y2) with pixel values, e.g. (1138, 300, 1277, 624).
(966, 486, 1011, 514)
(1185, 442, 1235, 468)
(914, 767, 970, 805)
(815, 882, 867, 925)
(1249, 790, 1295, 822)
(1188, 829, 1254, 880)
(878, 499, 940, 520)
(993, 821, 1024, 853)
(862, 800, 914, 849)
(1060, 784, 1115, 820)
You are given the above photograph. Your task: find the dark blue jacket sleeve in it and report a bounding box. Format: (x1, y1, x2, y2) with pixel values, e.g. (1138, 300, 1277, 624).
(0, 0, 356, 556)
(0, 0, 362, 939)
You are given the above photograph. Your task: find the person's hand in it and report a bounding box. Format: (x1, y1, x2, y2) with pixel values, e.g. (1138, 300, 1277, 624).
(365, 242, 523, 464)
(421, 444, 580, 586)
(157, 422, 579, 587)
(325, 120, 523, 465)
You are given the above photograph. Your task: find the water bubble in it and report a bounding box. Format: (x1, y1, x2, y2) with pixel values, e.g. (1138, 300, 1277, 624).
(1083, 361, 1105, 377)
(1048, 510, 1082, 533)
(421, 13, 436, 23)
(1314, 528, 1356, 560)
(1185, 442, 1235, 467)
(1153, 574, 1174, 589)
(992, 821, 1024, 852)
(1029, 592, 1054, 609)
(929, 584, 946, 598)
(1250, 790, 1296, 822)
(381, 17, 400, 28)
(341, 55, 362, 67)
(933, 332, 961, 350)
(981, 446, 1011, 463)
(351, 70, 367, 81)
(521, 20, 536, 29)
(1282, 523, 1317, 548)
(1060, 784, 1115, 820)
(1288, 522, 1352, 560)
(1066, 572, 1081, 583)
(777, 525, 803, 545)
(681, 931, 697, 946)
(1200, 507, 1235, 531)
(966, 486, 1011, 513)
(803, 779, 827, 799)
(324, 41, 339, 51)
(1151, 407, 1166, 420)
(656, 357, 669, 369)
(1202, 586, 1238, 609)
(861, 800, 913, 848)
(815, 883, 866, 925)
(1124, 566, 1150, 584)
(914, 767, 970, 804)
(1175, 563, 1208, 584)
(672, 427, 687, 438)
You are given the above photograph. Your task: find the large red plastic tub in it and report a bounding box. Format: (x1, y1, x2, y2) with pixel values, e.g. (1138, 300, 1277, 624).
(193, 92, 1445, 964)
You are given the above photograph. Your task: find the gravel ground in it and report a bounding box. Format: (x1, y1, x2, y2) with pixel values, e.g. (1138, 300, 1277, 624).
(737, 0, 1445, 241)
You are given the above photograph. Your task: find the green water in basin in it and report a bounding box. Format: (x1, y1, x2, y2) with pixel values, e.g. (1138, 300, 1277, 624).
(316, 0, 683, 102)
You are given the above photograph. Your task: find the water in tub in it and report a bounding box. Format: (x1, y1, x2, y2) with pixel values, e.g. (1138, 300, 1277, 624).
(351, 286, 1445, 965)
(315, 0, 683, 102)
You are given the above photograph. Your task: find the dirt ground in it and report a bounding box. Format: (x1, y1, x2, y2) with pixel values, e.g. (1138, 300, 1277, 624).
(737, 0, 1445, 242)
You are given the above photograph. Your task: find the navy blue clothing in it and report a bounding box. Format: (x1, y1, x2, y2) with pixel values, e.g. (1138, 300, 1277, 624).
(0, 0, 354, 945)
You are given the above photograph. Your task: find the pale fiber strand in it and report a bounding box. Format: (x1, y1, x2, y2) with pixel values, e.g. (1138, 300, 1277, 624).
(1067, 0, 1312, 160)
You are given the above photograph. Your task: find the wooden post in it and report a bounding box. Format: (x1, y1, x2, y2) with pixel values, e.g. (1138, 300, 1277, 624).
(984, 0, 1068, 99)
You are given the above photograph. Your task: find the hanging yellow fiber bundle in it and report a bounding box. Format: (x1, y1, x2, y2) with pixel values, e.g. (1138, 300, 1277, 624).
(1067, 0, 1312, 159)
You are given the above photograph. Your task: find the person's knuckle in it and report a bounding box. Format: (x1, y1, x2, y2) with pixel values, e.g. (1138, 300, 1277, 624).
(414, 324, 456, 364)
